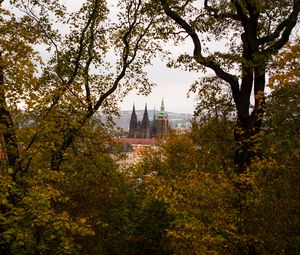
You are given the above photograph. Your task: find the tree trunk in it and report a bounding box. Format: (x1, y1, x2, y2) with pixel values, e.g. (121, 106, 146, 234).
(234, 115, 258, 173)
(50, 128, 77, 171)
(0, 54, 21, 178)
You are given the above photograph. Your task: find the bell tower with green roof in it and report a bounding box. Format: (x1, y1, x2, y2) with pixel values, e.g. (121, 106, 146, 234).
(156, 98, 169, 138)
(158, 98, 168, 118)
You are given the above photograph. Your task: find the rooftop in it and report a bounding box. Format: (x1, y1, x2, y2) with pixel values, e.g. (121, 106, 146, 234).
(113, 137, 156, 146)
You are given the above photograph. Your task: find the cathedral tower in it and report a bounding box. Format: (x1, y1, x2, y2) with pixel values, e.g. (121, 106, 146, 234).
(129, 104, 137, 138)
(150, 107, 157, 138)
(141, 104, 150, 138)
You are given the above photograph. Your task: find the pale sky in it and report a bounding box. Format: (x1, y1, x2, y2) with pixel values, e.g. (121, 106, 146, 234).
(62, 0, 202, 114)
(5, 0, 220, 114)
(120, 58, 200, 113)
(7, 0, 295, 114)
(4, 0, 226, 114)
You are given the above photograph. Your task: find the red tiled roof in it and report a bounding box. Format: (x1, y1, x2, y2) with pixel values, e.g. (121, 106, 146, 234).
(113, 137, 156, 145)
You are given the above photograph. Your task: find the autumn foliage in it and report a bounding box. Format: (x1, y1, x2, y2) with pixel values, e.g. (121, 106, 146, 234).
(0, 0, 300, 254)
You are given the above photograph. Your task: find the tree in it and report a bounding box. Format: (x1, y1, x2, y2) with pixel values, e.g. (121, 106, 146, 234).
(0, 0, 159, 174)
(189, 76, 235, 121)
(0, 4, 42, 178)
(191, 118, 235, 171)
(131, 100, 300, 254)
(269, 36, 300, 88)
(0, 0, 160, 253)
(244, 80, 300, 254)
(129, 38, 300, 252)
(157, 0, 300, 172)
(131, 132, 241, 254)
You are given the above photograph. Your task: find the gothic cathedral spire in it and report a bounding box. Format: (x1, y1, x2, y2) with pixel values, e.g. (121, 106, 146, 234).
(141, 103, 150, 138)
(129, 103, 137, 138)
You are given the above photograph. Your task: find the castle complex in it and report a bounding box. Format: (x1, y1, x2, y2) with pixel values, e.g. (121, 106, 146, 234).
(128, 99, 170, 139)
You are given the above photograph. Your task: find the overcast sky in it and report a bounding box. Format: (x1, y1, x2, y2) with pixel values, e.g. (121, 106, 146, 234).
(108, 0, 201, 114)
(121, 51, 201, 114)
(3, 0, 221, 113)
(62, 0, 203, 114)
(7, 0, 287, 113)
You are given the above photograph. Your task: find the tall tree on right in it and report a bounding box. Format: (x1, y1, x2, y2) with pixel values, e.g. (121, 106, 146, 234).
(158, 0, 300, 172)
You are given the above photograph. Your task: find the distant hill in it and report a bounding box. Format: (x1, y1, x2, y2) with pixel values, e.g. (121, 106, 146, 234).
(114, 110, 193, 131)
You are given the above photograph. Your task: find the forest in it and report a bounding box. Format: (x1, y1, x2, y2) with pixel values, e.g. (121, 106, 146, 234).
(0, 0, 300, 254)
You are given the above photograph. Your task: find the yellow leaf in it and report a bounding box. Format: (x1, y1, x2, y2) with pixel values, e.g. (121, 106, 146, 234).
(79, 218, 87, 224)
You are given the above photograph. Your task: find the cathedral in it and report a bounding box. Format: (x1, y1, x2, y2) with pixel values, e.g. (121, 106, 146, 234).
(128, 99, 170, 139)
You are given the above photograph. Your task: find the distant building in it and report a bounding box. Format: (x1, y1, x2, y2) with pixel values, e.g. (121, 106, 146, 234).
(113, 137, 156, 164)
(128, 99, 170, 139)
(155, 99, 169, 138)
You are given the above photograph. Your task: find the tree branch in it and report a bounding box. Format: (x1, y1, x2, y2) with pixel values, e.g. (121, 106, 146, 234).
(50, 0, 152, 170)
(67, 0, 102, 86)
(204, 0, 240, 20)
(262, 0, 300, 53)
(160, 0, 240, 102)
(93, 0, 146, 114)
(232, 0, 249, 24)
